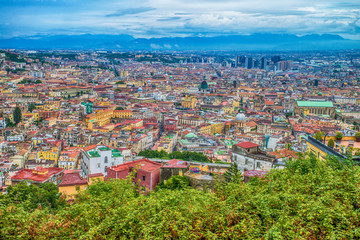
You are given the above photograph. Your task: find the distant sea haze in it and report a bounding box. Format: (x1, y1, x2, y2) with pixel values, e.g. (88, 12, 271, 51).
(0, 33, 359, 50)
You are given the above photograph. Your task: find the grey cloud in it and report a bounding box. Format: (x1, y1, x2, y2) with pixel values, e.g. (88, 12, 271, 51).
(106, 7, 155, 17)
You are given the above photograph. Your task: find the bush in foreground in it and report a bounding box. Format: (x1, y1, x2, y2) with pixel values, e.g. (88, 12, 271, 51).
(1, 154, 360, 239)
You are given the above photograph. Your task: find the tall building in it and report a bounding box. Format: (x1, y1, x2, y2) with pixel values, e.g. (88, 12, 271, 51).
(277, 61, 293, 71)
(236, 56, 245, 67)
(245, 57, 253, 69)
(260, 57, 268, 69)
(271, 56, 281, 64)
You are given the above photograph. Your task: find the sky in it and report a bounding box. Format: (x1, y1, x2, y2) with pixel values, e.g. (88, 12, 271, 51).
(0, 0, 359, 39)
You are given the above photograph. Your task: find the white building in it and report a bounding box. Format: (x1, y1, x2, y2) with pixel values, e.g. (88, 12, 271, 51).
(231, 142, 275, 172)
(0, 117, 6, 129)
(81, 145, 124, 178)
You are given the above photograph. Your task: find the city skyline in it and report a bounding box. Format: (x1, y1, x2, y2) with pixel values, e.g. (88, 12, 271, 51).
(0, 0, 359, 40)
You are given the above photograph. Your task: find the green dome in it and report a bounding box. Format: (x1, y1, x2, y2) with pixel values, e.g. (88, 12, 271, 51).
(185, 133, 198, 139)
(200, 80, 208, 90)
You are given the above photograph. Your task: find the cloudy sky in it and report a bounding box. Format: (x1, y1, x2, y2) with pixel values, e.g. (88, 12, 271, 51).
(0, 0, 359, 39)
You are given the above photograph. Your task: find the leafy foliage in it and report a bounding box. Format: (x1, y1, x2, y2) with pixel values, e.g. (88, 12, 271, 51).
(28, 103, 36, 113)
(0, 182, 65, 211)
(138, 149, 211, 162)
(328, 138, 335, 148)
(13, 106, 22, 125)
(223, 162, 242, 184)
(314, 131, 325, 141)
(2, 154, 360, 239)
(156, 175, 190, 191)
(335, 132, 343, 139)
(355, 132, 360, 139)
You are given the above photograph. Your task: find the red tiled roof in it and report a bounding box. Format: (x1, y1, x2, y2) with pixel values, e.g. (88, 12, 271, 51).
(235, 142, 259, 149)
(110, 158, 163, 172)
(59, 172, 87, 186)
(83, 144, 97, 152)
(11, 167, 64, 183)
(162, 159, 188, 169)
(89, 173, 104, 178)
(265, 101, 274, 105)
(269, 149, 299, 159)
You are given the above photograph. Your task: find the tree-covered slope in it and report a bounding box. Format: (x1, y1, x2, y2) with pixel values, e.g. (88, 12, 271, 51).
(1, 154, 360, 239)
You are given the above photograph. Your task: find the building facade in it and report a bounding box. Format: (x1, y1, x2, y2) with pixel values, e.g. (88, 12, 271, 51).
(231, 142, 275, 172)
(81, 145, 124, 178)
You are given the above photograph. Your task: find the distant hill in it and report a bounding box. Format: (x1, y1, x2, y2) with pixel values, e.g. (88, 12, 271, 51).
(0, 33, 359, 50)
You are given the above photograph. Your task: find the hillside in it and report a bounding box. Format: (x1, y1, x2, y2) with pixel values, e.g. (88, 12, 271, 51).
(1, 154, 360, 239)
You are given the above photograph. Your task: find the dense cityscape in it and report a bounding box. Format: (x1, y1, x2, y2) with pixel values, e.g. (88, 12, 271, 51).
(1, 49, 360, 189)
(1, 37, 360, 239)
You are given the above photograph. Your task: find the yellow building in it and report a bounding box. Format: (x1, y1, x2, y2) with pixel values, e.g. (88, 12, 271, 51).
(199, 122, 224, 135)
(32, 137, 43, 146)
(88, 173, 104, 184)
(85, 109, 114, 130)
(113, 110, 133, 119)
(58, 172, 88, 200)
(44, 100, 61, 110)
(37, 148, 60, 164)
(199, 124, 212, 135)
(58, 151, 80, 170)
(305, 136, 345, 161)
(233, 100, 240, 108)
(182, 96, 197, 109)
(222, 105, 234, 114)
(211, 122, 225, 134)
(96, 101, 111, 106)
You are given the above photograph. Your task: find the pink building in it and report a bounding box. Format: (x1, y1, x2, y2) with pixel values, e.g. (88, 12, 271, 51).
(107, 158, 162, 191)
(164, 118, 178, 131)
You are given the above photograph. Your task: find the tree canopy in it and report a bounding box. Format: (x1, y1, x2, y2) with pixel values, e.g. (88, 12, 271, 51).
(13, 106, 22, 125)
(138, 149, 211, 162)
(28, 103, 36, 113)
(314, 131, 325, 141)
(2, 154, 360, 239)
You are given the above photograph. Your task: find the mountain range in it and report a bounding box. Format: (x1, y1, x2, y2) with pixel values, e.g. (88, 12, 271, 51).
(0, 33, 359, 50)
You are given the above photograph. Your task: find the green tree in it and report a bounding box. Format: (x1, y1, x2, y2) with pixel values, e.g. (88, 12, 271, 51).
(314, 131, 324, 141)
(335, 131, 343, 139)
(327, 138, 335, 148)
(115, 107, 124, 110)
(223, 162, 242, 183)
(28, 103, 36, 113)
(156, 175, 190, 191)
(2, 154, 360, 239)
(1, 182, 65, 211)
(13, 106, 22, 125)
(5, 117, 14, 127)
(35, 80, 42, 84)
(355, 132, 360, 140)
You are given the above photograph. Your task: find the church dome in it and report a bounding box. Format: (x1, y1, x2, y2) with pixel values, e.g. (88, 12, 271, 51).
(235, 113, 246, 121)
(200, 80, 208, 90)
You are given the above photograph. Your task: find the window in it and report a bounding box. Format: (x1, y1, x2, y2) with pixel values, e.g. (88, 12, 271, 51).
(104, 167, 107, 173)
(104, 156, 108, 163)
(245, 158, 248, 165)
(97, 163, 101, 168)
(256, 162, 261, 169)
(143, 175, 146, 181)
